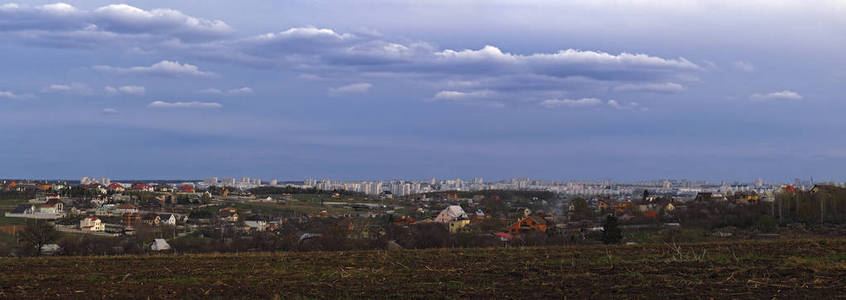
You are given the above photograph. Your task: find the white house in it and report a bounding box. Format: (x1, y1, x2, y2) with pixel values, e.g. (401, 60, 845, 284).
(244, 215, 268, 231)
(39, 199, 63, 214)
(159, 214, 177, 226)
(80, 216, 105, 232)
(434, 205, 468, 223)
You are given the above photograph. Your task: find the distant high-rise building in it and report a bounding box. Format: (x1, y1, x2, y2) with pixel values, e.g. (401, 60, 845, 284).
(270, 179, 278, 185)
(754, 178, 764, 188)
(241, 177, 250, 183)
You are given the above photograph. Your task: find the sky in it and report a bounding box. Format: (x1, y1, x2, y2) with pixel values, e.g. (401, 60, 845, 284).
(0, 0, 845, 182)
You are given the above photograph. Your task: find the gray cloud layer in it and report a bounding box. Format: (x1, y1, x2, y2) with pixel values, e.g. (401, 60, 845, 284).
(0, 3, 232, 41)
(0, 4, 703, 108)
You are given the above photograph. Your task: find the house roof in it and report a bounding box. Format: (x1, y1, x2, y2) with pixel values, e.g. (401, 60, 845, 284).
(116, 203, 137, 209)
(11, 204, 34, 213)
(150, 239, 171, 251)
(434, 205, 468, 223)
(245, 215, 269, 221)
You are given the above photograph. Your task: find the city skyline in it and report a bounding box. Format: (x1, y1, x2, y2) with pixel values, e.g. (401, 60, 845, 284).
(2, 1, 845, 181)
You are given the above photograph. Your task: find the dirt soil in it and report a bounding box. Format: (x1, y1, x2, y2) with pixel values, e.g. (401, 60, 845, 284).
(1, 239, 845, 299)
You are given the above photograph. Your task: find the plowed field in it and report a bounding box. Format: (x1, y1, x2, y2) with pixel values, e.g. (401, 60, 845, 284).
(1, 239, 845, 298)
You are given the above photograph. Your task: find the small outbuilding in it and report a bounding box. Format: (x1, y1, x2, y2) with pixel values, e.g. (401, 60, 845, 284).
(150, 239, 171, 252)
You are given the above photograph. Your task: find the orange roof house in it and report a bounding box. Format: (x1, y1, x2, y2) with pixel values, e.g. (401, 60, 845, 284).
(508, 215, 548, 234)
(108, 183, 126, 192)
(131, 183, 153, 192)
(179, 184, 195, 193)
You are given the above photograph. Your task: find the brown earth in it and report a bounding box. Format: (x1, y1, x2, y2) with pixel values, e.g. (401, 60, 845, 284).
(1, 239, 845, 299)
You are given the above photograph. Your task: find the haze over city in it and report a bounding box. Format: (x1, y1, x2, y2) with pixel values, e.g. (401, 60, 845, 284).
(2, 1, 845, 182)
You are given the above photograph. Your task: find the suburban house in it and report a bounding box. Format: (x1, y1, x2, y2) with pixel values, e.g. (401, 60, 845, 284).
(142, 214, 162, 226)
(154, 185, 173, 193)
(149, 239, 171, 252)
(244, 215, 269, 231)
(113, 203, 138, 214)
(39, 199, 63, 214)
(219, 208, 239, 222)
(159, 214, 177, 226)
(695, 192, 727, 202)
(508, 215, 548, 234)
(122, 212, 142, 227)
(131, 183, 154, 192)
(434, 205, 471, 233)
(470, 209, 488, 223)
(107, 183, 126, 192)
(6, 202, 64, 219)
(434, 205, 468, 223)
(80, 216, 105, 232)
(179, 184, 196, 193)
(9, 204, 37, 215)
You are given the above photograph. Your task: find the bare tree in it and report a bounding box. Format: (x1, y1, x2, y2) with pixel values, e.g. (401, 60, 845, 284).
(18, 220, 60, 256)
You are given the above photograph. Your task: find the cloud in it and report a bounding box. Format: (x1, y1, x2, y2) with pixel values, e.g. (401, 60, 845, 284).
(227, 87, 253, 95)
(197, 88, 223, 95)
(102, 108, 118, 114)
(202, 87, 253, 95)
(42, 83, 92, 95)
(92, 4, 233, 40)
(733, 60, 755, 72)
(0, 90, 35, 100)
(750, 90, 802, 101)
(186, 27, 698, 106)
(540, 98, 602, 108)
(432, 46, 699, 80)
(429, 90, 503, 108)
(0, 3, 232, 41)
(433, 90, 495, 101)
(104, 85, 145, 96)
(607, 99, 644, 111)
(1, 8, 701, 107)
(93, 60, 216, 77)
(328, 83, 372, 96)
(613, 82, 685, 93)
(147, 100, 222, 109)
(198, 87, 254, 96)
(175, 26, 699, 84)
